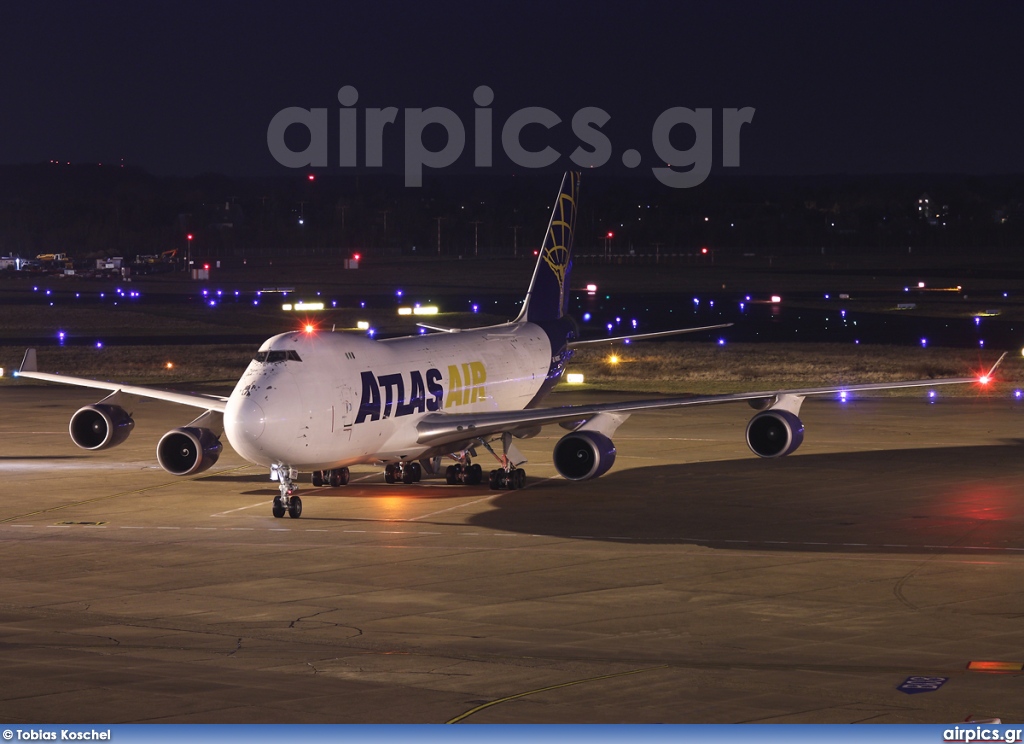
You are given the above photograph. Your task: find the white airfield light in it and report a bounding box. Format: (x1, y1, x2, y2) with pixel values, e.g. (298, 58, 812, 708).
(282, 302, 325, 312)
(566, 373, 585, 384)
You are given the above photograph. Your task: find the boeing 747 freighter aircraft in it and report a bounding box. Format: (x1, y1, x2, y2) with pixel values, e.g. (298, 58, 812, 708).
(17, 172, 999, 518)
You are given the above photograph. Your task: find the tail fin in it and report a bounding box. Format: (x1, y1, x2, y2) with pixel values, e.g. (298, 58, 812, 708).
(517, 171, 580, 323)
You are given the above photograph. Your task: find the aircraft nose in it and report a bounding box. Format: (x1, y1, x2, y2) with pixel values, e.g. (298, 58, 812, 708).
(230, 397, 266, 440)
(224, 395, 266, 464)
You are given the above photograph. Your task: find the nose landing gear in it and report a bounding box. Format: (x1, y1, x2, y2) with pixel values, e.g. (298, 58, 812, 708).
(271, 464, 302, 519)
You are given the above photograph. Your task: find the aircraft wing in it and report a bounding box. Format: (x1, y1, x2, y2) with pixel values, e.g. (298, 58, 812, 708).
(15, 349, 228, 413)
(416, 370, 994, 447)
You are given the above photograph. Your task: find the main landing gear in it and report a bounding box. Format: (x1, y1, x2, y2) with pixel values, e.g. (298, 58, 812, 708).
(384, 461, 422, 484)
(477, 434, 527, 490)
(312, 468, 351, 488)
(488, 466, 527, 490)
(271, 464, 302, 519)
(445, 461, 483, 485)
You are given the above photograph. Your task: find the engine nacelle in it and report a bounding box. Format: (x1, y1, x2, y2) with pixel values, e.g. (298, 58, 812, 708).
(69, 404, 135, 450)
(746, 409, 805, 458)
(157, 427, 223, 476)
(552, 431, 617, 481)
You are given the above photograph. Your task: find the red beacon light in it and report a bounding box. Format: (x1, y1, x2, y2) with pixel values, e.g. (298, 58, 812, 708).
(701, 246, 708, 255)
(307, 174, 315, 181)
(353, 253, 361, 261)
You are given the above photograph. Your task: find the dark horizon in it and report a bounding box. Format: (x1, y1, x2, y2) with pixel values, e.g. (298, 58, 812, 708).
(2, 1, 1022, 181)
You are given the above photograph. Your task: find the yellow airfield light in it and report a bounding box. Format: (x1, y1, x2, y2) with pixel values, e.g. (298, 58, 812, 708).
(607, 354, 620, 365)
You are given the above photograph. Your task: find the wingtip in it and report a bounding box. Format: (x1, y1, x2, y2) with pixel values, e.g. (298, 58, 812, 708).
(19, 348, 37, 374)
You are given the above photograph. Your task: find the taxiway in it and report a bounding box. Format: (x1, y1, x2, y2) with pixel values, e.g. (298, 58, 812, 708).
(1, 386, 1023, 723)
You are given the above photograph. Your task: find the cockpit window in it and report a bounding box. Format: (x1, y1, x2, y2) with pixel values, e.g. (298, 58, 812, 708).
(253, 350, 302, 363)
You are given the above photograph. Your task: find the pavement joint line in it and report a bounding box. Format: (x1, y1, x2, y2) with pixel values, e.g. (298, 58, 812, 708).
(446, 665, 671, 724)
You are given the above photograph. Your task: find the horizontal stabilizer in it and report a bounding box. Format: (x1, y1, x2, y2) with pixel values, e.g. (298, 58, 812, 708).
(416, 323, 462, 334)
(568, 323, 733, 348)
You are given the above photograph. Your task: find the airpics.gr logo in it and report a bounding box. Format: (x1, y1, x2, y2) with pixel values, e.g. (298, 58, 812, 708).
(354, 362, 488, 424)
(267, 86, 755, 187)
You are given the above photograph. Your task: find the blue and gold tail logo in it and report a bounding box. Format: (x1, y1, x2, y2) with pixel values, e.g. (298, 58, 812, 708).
(523, 172, 579, 322)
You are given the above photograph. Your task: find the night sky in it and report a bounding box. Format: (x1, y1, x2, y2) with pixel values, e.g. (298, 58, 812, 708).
(2, 1, 1021, 179)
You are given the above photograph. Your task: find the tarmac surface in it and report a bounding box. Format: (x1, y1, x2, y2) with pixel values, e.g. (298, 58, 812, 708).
(1, 384, 1024, 723)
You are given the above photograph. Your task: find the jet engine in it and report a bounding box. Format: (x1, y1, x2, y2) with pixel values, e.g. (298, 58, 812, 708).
(69, 404, 135, 450)
(552, 431, 617, 481)
(745, 410, 804, 458)
(156, 427, 223, 476)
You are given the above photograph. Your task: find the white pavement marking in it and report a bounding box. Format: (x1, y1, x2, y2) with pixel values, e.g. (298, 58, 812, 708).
(211, 501, 270, 517)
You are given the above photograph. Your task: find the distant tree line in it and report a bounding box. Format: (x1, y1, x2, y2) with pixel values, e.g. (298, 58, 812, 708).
(0, 164, 1022, 261)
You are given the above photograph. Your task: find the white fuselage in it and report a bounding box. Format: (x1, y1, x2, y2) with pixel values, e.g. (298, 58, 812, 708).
(222, 324, 555, 469)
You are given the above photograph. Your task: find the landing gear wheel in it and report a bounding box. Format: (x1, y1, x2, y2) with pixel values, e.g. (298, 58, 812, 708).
(468, 463, 483, 485)
(514, 468, 526, 489)
(385, 464, 396, 484)
(409, 462, 422, 482)
(488, 469, 500, 490)
(312, 470, 324, 487)
(272, 500, 286, 518)
(402, 466, 415, 484)
(338, 467, 350, 486)
(329, 468, 349, 487)
(445, 464, 460, 485)
(287, 495, 302, 518)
